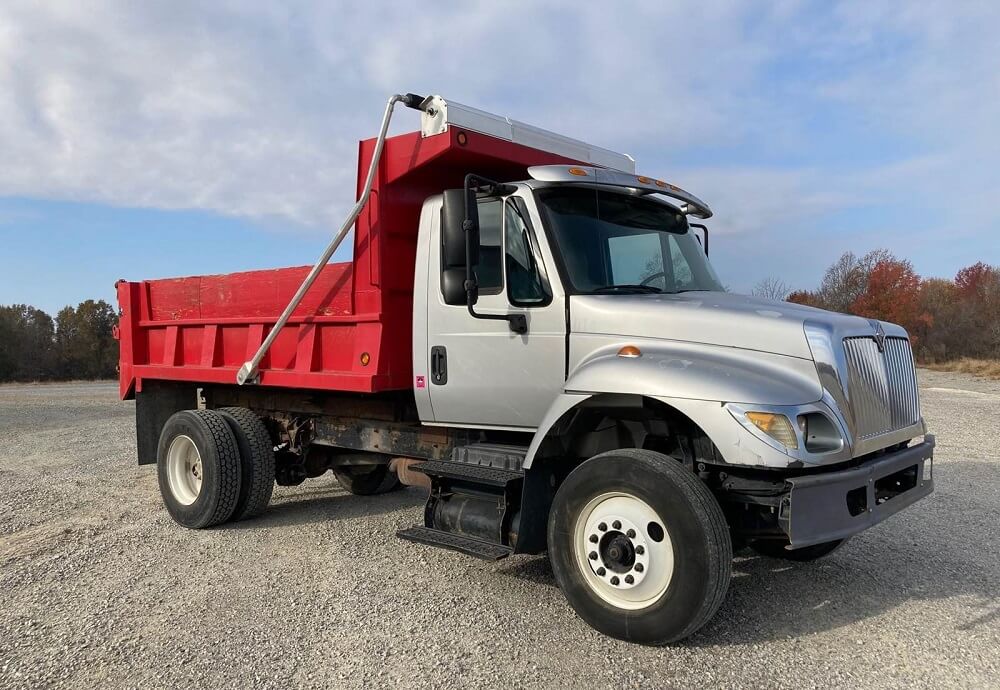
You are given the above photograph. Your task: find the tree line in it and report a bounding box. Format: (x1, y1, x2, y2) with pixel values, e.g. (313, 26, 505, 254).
(0, 300, 118, 382)
(2, 254, 996, 383)
(754, 251, 1000, 362)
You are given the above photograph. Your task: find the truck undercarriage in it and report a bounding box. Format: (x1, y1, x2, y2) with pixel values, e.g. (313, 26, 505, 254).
(135, 380, 934, 558)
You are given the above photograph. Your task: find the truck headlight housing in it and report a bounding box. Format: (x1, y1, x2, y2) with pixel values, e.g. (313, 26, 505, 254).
(744, 411, 798, 450)
(797, 412, 844, 453)
(726, 402, 848, 462)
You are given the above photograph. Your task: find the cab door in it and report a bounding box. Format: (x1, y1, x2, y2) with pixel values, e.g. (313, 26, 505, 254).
(424, 195, 565, 430)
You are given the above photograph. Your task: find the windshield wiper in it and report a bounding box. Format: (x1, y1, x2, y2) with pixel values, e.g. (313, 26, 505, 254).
(592, 284, 663, 294)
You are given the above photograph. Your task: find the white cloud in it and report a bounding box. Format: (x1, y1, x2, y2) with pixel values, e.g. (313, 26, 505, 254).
(0, 0, 997, 285)
(0, 2, 794, 229)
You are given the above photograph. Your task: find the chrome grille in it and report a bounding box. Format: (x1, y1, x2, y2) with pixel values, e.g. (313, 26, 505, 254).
(843, 336, 921, 439)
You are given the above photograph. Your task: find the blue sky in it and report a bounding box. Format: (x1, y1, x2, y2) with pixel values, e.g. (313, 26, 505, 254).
(1, 1, 998, 315)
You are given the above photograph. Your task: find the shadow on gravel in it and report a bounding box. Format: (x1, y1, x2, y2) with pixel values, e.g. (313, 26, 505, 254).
(500, 543, 998, 646)
(218, 485, 425, 531)
(685, 545, 997, 646)
(499, 555, 559, 588)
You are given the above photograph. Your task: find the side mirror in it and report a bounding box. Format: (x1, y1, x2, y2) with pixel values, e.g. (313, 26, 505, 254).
(690, 223, 709, 256)
(440, 175, 527, 334)
(441, 189, 479, 270)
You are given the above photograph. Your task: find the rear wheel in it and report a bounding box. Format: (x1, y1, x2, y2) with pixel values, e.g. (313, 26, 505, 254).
(157, 410, 242, 529)
(334, 464, 401, 495)
(547, 449, 731, 645)
(750, 538, 846, 561)
(219, 407, 275, 521)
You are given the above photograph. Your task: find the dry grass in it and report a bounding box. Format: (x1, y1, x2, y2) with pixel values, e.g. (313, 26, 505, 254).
(923, 358, 1000, 380)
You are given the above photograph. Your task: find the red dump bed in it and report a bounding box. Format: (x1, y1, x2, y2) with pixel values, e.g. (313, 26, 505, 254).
(115, 126, 578, 399)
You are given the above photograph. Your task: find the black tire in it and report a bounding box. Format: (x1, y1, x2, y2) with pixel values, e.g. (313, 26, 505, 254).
(334, 464, 401, 495)
(750, 538, 846, 561)
(547, 449, 732, 645)
(157, 409, 242, 529)
(219, 407, 275, 521)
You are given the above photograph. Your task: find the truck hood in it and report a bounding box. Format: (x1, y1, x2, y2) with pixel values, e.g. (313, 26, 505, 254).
(569, 292, 876, 360)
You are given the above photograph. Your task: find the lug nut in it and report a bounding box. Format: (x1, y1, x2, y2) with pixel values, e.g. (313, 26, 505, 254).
(612, 520, 622, 530)
(589, 534, 599, 543)
(626, 528, 636, 539)
(589, 551, 598, 560)
(610, 576, 620, 586)
(634, 563, 644, 572)
(635, 545, 645, 555)
(625, 574, 634, 584)
(596, 567, 606, 576)
(598, 522, 607, 532)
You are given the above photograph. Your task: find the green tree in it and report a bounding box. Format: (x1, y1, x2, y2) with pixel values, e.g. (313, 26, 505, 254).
(54, 300, 118, 379)
(0, 305, 56, 381)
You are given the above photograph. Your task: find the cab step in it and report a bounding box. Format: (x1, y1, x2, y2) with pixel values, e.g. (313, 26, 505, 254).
(397, 526, 513, 561)
(413, 459, 522, 487)
(398, 459, 524, 558)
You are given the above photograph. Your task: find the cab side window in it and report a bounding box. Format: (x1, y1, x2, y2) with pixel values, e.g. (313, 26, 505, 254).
(504, 199, 549, 306)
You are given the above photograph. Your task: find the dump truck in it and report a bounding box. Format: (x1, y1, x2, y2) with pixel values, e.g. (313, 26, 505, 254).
(115, 93, 934, 644)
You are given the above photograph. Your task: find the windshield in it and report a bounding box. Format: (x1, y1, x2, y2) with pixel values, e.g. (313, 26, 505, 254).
(536, 187, 723, 294)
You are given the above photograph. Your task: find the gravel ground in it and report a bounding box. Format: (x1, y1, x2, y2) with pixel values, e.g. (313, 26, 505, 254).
(0, 374, 997, 689)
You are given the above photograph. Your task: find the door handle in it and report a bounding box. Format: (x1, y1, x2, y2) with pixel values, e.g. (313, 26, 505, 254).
(430, 346, 448, 385)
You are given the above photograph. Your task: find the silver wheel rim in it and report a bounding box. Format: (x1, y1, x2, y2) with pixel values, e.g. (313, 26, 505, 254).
(166, 434, 203, 505)
(573, 492, 674, 610)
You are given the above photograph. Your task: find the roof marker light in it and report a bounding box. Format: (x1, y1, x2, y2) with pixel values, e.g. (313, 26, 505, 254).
(618, 345, 642, 358)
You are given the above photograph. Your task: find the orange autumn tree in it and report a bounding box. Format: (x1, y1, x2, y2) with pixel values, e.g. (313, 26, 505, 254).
(781, 251, 1000, 362)
(849, 258, 932, 341)
(785, 289, 822, 307)
(955, 261, 1000, 301)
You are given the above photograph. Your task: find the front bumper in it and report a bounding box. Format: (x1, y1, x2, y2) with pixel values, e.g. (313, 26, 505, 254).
(779, 435, 935, 547)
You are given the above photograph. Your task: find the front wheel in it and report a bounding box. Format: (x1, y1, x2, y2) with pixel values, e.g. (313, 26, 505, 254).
(547, 449, 732, 645)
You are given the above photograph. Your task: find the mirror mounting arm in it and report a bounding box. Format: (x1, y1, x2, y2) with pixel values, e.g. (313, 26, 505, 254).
(689, 223, 709, 256)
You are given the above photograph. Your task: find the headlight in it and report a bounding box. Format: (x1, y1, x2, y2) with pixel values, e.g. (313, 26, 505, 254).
(744, 411, 798, 450)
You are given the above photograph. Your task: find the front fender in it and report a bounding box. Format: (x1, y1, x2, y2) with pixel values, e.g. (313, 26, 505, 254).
(523, 340, 822, 470)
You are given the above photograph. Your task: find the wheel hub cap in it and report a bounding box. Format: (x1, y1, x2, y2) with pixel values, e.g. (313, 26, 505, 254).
(600, 531, 636, 573)
(166, 434, 204, 506)
(574, 492, 675, 610)
(586, 514, 649, 587)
